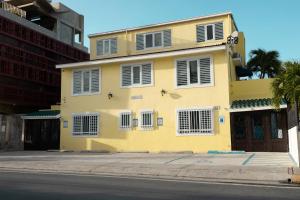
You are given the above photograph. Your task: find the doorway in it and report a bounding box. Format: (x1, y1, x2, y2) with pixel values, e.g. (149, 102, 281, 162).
(231, 109, 288, 152)
(24, 119, 60, 150)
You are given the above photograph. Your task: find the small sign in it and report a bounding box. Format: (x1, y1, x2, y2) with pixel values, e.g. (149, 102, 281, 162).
(219, 116, 225, 124)
(131, 95, 143, 100)
(63, 121, 68, 128)
(157, 118, 163, 126)
(132, 119, 138, 127)
(278, 129, 283, 139)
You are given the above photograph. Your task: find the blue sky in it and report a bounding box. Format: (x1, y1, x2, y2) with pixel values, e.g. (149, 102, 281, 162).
(54, 0, 299, 62)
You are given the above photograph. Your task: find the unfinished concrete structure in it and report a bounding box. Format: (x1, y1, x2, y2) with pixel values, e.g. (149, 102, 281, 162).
(0, 0, 89, 150)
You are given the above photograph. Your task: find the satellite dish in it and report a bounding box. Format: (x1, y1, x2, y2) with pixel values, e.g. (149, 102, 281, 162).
(231, 31, 239, 38)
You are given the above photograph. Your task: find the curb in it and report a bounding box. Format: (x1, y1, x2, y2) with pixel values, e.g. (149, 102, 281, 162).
(0, 167, 299, 188)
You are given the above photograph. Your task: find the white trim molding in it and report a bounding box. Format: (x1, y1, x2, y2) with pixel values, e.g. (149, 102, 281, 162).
(56, 45, 226, 69)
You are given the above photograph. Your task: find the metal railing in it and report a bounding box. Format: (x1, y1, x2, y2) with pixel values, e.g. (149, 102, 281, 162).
(0, 1, 26, 18)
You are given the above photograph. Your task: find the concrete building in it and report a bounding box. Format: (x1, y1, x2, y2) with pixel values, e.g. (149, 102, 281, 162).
(0, 0, 89, 150)
(56, 11, 299, 166)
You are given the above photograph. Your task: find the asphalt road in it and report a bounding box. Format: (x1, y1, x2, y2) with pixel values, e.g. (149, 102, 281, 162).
(0, 171, 299, 200)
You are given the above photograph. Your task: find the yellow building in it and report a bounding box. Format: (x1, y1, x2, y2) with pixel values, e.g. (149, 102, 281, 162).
(57, 12, 289, 153)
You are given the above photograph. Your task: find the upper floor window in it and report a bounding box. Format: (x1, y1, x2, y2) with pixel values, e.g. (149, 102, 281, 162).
(73, 68, 100, 95)
(73, 113, 99, 136)
(196, 22, 223, 42)
(176, 57, 213, 88)
(96, 38, 117, 56)
(121, 63, 153, 87)
(145, 32, 162, 48)
(136, 29, 171, 51)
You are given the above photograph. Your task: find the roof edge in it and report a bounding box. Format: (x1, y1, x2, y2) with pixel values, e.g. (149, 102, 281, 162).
(88, 11, 233, 38)
(56, 44, 226, 69)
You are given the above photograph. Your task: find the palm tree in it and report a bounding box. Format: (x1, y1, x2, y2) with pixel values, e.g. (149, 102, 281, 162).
(272, 61, 300, 121)
(247, 49, 281, 79)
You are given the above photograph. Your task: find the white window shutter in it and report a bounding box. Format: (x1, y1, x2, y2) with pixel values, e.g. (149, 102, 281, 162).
(83, 71, 90, 92)
(73, 71, 82, 94)
(142, 63, 152, 85)
(110, 38, 117, 54)
(163, 29, 172, 47)
(96, 40, 104, 56)
(136, 34, 144, 50)
(199, 57, 211, 84)
(196, 25, 205, 42)
(122, 65, 132, 86)
(91, 69, 99, 93)
(214, 22, 224, 40)
(176, 60, 188, 86)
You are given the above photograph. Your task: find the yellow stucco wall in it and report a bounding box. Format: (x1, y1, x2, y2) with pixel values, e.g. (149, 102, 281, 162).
(89, 14, 233, 60)
(230, 79, 274, 102)
(60, 51, 233, 152)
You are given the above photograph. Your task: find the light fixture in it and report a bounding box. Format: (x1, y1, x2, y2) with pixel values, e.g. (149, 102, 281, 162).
(161, 89, 167, 96)
(108, 92, 113, 99)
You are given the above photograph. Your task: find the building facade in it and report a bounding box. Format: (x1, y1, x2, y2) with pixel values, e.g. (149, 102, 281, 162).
(0, 0, 89, 150)
(57, 12, 289, 153)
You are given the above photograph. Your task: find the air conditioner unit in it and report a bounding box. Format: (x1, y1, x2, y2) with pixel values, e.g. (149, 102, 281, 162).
(232, 53, 243, 66)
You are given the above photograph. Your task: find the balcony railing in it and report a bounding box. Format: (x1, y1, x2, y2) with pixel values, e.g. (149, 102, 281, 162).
(0, 1, 26, 18)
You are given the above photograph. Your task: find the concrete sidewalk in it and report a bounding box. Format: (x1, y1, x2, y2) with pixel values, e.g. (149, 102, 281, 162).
(0, 151, 297, 186)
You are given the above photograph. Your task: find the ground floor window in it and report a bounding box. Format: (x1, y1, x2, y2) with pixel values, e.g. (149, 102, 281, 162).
(72, 113, 99, 136)
(177, 108, 213, 135)
(140, 110, 154, 129)
(120, 112, 132, 129)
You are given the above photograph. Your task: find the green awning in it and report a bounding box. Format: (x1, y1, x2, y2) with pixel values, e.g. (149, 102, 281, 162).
(22, 110, 60, 120)
(230, 98, 287, 112)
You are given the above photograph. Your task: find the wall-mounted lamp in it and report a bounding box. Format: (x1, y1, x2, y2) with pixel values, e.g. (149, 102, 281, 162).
(108, 92, 113, 99)
(161, 89, 167, 96)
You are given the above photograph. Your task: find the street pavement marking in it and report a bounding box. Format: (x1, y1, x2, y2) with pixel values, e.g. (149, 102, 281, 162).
(242, 153, 255, 165)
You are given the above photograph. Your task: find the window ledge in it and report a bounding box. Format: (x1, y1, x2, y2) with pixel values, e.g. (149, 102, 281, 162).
(121, 84, 154, 89)
(176, 133, 215, 137)
(72, 92, 101, 97)
(72, 134, 99, 138)
(175, 83, 214, 89)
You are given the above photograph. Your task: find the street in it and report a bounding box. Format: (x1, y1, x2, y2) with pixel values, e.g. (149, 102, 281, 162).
(0, 171, 299, 200)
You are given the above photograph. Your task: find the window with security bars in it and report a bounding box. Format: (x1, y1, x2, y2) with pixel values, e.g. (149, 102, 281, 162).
(120, 112, 132, 129)
(177, 109, 213, 135)
(140, 111, 154, 129)
(73, 114, 99, 136)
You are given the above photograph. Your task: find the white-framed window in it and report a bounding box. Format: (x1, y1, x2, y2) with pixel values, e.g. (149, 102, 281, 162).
(145, 31, 163, 49)
(73, 68, 100, 95)
(96, 38, 117, 56)
(177, 108, 213, 135)
(136, 29, 171, 51)
(121, 63, 153, 87)
(197, 22, 223, 43)
(72, 113, 99, 136)
(176, 56, 213, 88)
(140, 110, 154, 129)
(120, 112, 132, 129)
